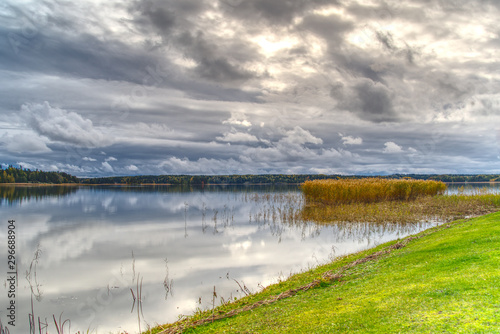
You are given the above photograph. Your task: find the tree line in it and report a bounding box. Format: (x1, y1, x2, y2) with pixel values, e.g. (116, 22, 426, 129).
(80, 173, 500, 185)
(79, 174, 338, 185)
(0, 165, 80, 184)
(1, 165, 499, 185)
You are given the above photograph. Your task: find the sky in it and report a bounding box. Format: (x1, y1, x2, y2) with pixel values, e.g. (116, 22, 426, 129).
(0, 0, 499, 177)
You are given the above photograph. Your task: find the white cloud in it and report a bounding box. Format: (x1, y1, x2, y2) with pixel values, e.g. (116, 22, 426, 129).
(20, 101, 108, 147)
(105, 157, 117, 162)
(15, 162, 39, 170)
(126, 165, 139, 171)
(120, 123, 175, 139)
(240, 126, 352, 164)
(101, 161, 114, 172)
(159, 157, 245, 174)
(222, 113, 252, 128)
(339, 133, 363, 145)
(383, 142, 403, 154)
(216, 132, 259, 143)
(83, 157, 97, 162)
(15, 162, 95, 175)
(282, 126, 323, 146)
(1, 133, 51, 153)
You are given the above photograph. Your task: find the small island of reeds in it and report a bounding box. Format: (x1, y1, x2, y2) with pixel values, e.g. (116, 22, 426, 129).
(301, 178, 447, 205)
(299, 178, 499, 224)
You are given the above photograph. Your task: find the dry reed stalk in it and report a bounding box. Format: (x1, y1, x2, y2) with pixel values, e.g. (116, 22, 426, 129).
(302, 178, 446, 205)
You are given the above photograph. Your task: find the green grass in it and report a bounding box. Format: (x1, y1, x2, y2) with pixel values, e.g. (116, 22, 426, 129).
(151, 211, 500, 333)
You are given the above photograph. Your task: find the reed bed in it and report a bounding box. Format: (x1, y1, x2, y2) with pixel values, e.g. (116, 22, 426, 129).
(301, 178, 447, 205)
(301, 193, 500, 224)
(247, 188, 500, 226)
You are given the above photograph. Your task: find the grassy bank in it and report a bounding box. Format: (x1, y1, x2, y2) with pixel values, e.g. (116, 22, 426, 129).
(151, 211, 500, 333)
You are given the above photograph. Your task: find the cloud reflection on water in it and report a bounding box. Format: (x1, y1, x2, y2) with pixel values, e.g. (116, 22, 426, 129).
(0, 185, 446, 333)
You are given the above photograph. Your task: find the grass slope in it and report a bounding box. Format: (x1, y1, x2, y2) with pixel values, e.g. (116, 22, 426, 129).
(154, 212, 500, 334)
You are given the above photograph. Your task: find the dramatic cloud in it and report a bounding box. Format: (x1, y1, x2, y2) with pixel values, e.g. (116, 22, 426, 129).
(20, 102, 107, 148)
(1, 0, 499, 176)
(1, 133, 51, 154)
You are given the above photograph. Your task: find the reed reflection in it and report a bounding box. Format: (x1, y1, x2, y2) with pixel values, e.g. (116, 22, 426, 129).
(248, 192, 437, 244)
(1, 184, 498, 334)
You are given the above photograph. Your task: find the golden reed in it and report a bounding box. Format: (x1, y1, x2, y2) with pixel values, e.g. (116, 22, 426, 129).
(301, 178, 447, 205)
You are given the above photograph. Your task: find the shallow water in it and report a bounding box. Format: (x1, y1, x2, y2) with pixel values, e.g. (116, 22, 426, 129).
(0, 183, 497, 333)
(445, 182, 500, 194)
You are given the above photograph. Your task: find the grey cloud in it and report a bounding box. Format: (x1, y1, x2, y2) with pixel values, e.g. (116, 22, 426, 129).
(176, 31, 256, 83)
(351, 80, 397, 123)
(1, 0, 499, 176)
(375, 30, 419, 65)
(0, 26, 162, 85)
(196, 56, 254, 82)
(0, 1, 175, 86)
(45, 12, 77, 32)
(298, 13, 354, 50)
(129, 0, 177, 39)
(413, 70, 477, 111)
(404, 45, 417, 64)
(248, 0, 305, 22)
(129, 0, 263, 86)
(333, 51, 387, 84)
(288, 46, 308, 55)
(329, 81, 344, 100)
(140, 4, 176, 32)
(435, 73, 473, 100)
(376, 31, 396, 51)
(346, 1, 401, 21)
(130, 0, 208, 31)
(222, 0, 339, 25)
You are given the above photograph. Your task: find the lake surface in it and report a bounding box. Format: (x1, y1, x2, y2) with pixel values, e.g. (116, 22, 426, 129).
(0, 183, 498, 333)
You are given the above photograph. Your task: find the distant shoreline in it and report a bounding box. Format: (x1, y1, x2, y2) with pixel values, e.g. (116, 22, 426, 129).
(1, 181, 500, 186)
(81, 182, 304, 185)
(0, 183, 80, 186)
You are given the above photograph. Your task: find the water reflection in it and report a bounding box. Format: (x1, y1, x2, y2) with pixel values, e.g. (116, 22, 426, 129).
(445, 182, 500, 194)
(0, 184, 79, 205)
(1, 184, 496, 333)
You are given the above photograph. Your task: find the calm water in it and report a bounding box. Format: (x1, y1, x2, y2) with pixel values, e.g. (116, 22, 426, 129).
(0, 183, 498, 333)
(445, 182, 500, 194)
